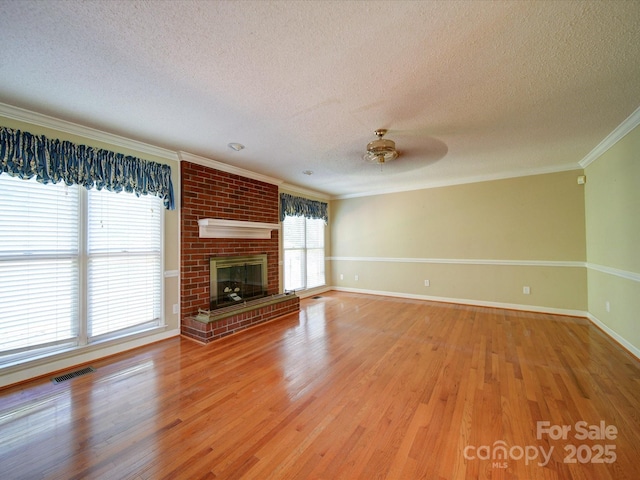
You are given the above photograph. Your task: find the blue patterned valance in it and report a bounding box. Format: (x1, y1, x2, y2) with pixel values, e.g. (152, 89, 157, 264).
(0, 126, 175, 209)
(280, 193, 328, 223)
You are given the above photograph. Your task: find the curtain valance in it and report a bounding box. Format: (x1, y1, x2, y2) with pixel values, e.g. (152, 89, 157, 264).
(0, 126, 175, 210)
(280, 192, 328, 223)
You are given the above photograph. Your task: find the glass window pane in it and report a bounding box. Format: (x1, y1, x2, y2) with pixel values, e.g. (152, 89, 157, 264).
(306, 218, 324, 248)
(0, 258, 78, 353)
(0, 175, 79, 362)
(88, 190, 161, 254)
(88, 254, 161, 338)
(284, 249, 305, 291)
(0, 175, 78, 254)
(282, 213, 325, 291)
(283, 216, 305, 249)
(306, 248, 325, 289)
(87, 189, 162, 340)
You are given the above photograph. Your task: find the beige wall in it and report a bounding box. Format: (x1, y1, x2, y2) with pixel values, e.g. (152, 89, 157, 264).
(585, 124, 640, 354)
(331, 170, 587, 311)
(0, 115, 181, 387)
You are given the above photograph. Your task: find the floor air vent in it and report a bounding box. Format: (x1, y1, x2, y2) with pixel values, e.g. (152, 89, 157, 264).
(52, 366, 96, 384)
(312, 296, 323, 299)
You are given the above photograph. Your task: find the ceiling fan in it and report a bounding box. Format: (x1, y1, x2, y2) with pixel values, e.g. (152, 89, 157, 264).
(360, 126, 449, 172)
(363, 129, 399, 164)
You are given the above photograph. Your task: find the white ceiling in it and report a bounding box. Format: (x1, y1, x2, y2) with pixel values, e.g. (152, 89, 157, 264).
(1, 0, 639, 198)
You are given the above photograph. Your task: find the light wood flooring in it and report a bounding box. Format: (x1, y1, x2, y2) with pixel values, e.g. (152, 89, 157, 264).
(1, 291, 639, 479)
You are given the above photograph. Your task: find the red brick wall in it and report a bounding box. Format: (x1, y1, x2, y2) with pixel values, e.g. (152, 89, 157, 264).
(181, 296, 300, 343)
(180, 161, 280, 320)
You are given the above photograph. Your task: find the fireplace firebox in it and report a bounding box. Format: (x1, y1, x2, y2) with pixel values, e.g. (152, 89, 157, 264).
(209, 255, 268, 309)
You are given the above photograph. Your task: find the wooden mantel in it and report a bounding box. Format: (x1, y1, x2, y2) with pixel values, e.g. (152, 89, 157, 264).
(198, 218, 280, 239)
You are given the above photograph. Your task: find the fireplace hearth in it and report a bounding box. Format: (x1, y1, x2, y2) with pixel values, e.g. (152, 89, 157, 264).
(210, 255, 268, 309)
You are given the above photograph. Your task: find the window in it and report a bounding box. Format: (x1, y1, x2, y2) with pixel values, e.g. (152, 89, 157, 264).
(87, 187, 162, 339)
(0, 176, 79, 359)
(0, 174, 163, 367)
(283, 215, 325, 291)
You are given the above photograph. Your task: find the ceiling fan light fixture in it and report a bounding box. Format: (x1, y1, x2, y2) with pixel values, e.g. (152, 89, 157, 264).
(363, 129, 398, 164)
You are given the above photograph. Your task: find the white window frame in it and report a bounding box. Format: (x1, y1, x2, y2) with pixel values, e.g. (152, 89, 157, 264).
(0, 175, 165, 369)
(282, 215, 326, 292)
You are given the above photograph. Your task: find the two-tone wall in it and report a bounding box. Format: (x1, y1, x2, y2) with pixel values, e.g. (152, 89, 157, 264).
(330, 123, 640, 358)
(584, 124, 640, 357)
(330, 170, 588, 313)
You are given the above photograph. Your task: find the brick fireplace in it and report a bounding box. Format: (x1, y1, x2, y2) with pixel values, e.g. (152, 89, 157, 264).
(180, 160, 299, 343)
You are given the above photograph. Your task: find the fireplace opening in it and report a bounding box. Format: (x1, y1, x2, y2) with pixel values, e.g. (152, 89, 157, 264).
(210, 255, 268, 309)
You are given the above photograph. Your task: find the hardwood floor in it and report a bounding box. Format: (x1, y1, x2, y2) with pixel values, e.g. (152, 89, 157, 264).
(1, 291, 639, 479)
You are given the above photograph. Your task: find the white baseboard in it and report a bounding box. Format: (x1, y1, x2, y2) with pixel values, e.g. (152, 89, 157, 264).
(586, 313, 640, 360)
(0, 329, 180, 389)
(330, 286, 588, 317)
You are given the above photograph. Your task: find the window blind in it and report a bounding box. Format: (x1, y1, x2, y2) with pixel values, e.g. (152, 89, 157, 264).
(282, 215, 325, 291)
(87, 189, 162, 340)
(283, 215, 306, 291)
(0, 173, 164, 368)
(0, 175, 79, 359)
(305, 218, 325, 289)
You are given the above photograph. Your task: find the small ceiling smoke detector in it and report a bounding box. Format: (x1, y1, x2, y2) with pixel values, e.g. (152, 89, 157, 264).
(302, 170, 314, 175)
(227, 142, 245, 151)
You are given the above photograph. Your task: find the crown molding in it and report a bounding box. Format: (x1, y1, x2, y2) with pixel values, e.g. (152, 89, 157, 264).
(0, 102, 179, 162)
(7, 99, 636, 198)
(579, 105, 640, 168)
(0, 102, 326, 194)
(178, 151, 283, 186)
(334, 163, 582, 199)
(280, 182, 331, 200)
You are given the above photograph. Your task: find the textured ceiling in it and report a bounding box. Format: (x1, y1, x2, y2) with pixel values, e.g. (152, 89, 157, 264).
(1, 0, 639, 198)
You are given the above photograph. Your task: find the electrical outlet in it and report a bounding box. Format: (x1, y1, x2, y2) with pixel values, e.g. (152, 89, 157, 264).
(605, 301, 611, 312)
(355, 275, 359, 281)
(523, 286, 530, 295)
(424, 279, 430, 287)
(340, 274, 344, 280)
(173, 303, 179, 314)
